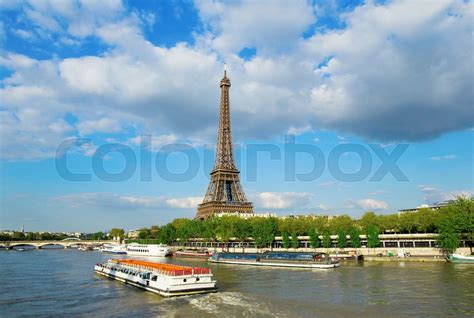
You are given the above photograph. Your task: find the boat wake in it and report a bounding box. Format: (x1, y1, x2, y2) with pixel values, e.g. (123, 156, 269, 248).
(187, 291, 286, 316)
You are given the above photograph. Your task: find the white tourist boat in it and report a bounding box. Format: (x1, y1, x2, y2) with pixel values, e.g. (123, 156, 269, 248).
(101, 244, 127, 254)
(126, 243, 171, 257)
(94, 259, 217, 297)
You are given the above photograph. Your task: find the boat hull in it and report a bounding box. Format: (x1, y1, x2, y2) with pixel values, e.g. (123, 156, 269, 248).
(210, 259, 340, 269)
(174, 251, 211, 259)
(94, 261, 217, 297)
(94, 269, 217, 297)
(446, 254, 474, 264)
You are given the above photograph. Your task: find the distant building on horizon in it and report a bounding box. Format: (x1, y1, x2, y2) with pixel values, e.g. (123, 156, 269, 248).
(398, 200, 454, 214)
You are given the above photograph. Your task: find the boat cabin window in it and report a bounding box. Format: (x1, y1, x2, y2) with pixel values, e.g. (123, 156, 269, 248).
(151, 276, 157, 281)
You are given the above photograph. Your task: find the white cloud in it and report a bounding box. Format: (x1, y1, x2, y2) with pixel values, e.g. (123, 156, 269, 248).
(305, 0, 473, 141)
(0, 0, 473, 162)
(52, 192, 201, 209)
(195, 0, 315, 54)
(166, 197, 202, 209)
(349, 198, 389, 210)
(429, 154, 457, 161)
(418, 185, 472, 204)
(76, 117, 122, 135)
(128, 134, 178, 152)
(252, 192, 313, 209)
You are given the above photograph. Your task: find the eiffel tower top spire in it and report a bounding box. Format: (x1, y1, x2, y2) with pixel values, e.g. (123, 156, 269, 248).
(214, 64, 236, 171)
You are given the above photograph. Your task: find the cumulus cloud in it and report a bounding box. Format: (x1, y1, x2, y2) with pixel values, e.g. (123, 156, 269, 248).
(76, 117, 122, 135)
(252, 192, 313, 209)
(418, 185, 472, 204)
(349, 198, 389, 210)
(0, 0, 472, 162)
(52, 192, 201, 210)
(195, 0, 315, 54)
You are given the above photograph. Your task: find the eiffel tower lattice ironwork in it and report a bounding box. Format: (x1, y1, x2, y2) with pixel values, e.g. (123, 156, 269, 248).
(195, 68, 253, 220)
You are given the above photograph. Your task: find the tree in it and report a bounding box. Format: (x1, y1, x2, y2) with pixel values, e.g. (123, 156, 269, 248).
(291, 231, 299, 249)
(437, 196, 474, 253)
(109, 228, 125, 240)
(337, 229, 347, 248)
(359, 212, 379, 232)
(308, 228, 319, 248)
(150, 225, 160, 238)
(157, 224, 176, 245)
(138, 228, 151, 239)
(366, 224, 380, 248)
(349, 227, 361, 248)
(322, 231, 332, 248)
(234, 218, 251, 252)
(251, 218, 277, 249)
(92, 232, 106, 240)
(437, 220, 459, 253)
(215, 216, 236, 251)
(282, 232, 290, 248)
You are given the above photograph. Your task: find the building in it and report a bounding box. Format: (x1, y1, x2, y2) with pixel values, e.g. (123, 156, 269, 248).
(127, 229, 140, 239)
(214, 212, 277, 219)
(398, 200, 453, 214)
(195, 67, 253, 220)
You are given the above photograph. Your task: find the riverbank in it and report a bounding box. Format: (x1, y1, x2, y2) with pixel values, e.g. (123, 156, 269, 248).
(175, 246, 472, 262)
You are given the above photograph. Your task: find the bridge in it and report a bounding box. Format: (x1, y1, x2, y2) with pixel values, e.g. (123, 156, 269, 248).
(0, 238, 116, 249)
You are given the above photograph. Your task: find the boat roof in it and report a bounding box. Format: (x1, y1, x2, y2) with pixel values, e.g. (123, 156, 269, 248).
(111, 259, 211, 276)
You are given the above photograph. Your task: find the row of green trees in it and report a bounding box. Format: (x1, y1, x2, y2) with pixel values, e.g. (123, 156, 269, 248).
(130, 197, 472, 252)
(0, 231, 69, 241)
(0, 229, 124, 242)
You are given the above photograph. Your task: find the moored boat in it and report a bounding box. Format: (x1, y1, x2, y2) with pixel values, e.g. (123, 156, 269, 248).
(210, 252, 340, 269)
(126, 243, 171, 257)
(174, 249, 212, 259)
(94, 259, 217, 297)
(445, 254, 474, 264)
(101, 244, 127, 254)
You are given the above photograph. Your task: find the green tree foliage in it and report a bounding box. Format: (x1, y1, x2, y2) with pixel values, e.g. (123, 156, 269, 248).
(282, 232, 290, 248)
(308, 228, 319, 248)
(437, 196, 473, 252)
(150, 225, 160, 238)
(92, 232, 106, 240)
(109, 228, 125, 239)
(366, 224, 380, 248)
(157, 224, 176, 245)
(349, 227, 361, 248)
(337, 229, 347, 248)
(234, 218, 251, 251)
(138, 228, 151, 239)
(359, 212, 378, 232)
(322, 231, 332, 248)
(291, 231, 299, 249)
(171, 218, 195, 243)
(329, 215, 354, 234)
(251, 217, 277, 248)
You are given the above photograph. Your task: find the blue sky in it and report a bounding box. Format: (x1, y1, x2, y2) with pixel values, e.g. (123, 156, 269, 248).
(0, 0, 472, 232)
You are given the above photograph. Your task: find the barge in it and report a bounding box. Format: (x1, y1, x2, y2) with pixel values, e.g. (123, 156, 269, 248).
(210, 252, 340, 269)
(94, 259, 217, 297)
(174, 249, 212, 259)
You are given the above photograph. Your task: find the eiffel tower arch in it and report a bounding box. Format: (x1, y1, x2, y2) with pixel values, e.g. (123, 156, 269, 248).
(195, 68, 254, 220)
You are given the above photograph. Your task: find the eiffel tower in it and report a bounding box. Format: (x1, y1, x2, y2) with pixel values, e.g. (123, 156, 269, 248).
(195, 67, 253, 220)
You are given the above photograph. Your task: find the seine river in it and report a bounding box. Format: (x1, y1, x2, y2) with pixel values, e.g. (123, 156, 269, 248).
(1, 249, 473, 317)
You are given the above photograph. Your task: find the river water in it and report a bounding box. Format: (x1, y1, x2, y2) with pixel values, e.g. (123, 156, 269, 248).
(0, 249, 472, 317)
